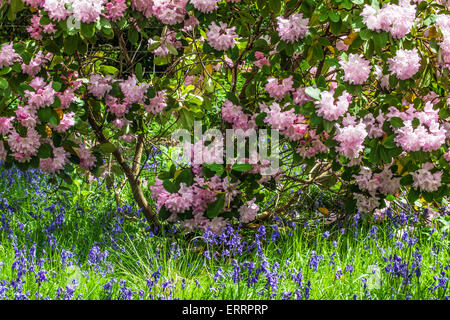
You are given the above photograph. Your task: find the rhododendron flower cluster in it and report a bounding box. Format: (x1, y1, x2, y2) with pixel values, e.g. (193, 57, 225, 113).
(411, 162, 442, 193)
(315, 90, 352, 121)
(265, 76, 294, 100)
(152, 0, 188, 25)
(436, 14, 450, 68)
(119, 75, 150, 104)
(72, 0, 105, 24)
(206, 21, 238, 51)
(8, 128, 41, 162)
(150, 173, 241, 233)
(149, 29, 182, 57)
(78, 145, 96, 171)
(340, 54, 371, 85)
(0, 43, 20, 68)
(104, 0, 128, 21)
(361, 1, 417, 39)
(190, 0, 220, 13)
(39, 145, 69, 174)
(334, 117, 368, 159)
(221, 100, 254, 131)
(388, 48, 421, 80)
(387, 104, 446, 152)
(276, 13, 309, 43)
(354, 165, 402, 196)
(238, 199, 259, 223)
(145, 91, 167, 114)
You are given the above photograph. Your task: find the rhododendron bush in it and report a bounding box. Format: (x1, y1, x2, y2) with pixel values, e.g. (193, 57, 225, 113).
(0, 0, 448, 233)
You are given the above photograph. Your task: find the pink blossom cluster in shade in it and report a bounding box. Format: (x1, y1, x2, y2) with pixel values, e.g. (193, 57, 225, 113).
(39, 143, 70, 174)
(314, 90, 352, 121)
(0, 43, 21, 69)
(361, 0, 417, 39)
(265, 76, 294, 100)
(148, 29, 182, 57)
(104, 0, 128, 21)
(145, 90, 167, 114)
(206, 21, 238, 51)
(150, 173, 245, 234)
(436, 14, 450, 69)
(221, 100, 256, 131)
(296, 130, 330, 159)
(339, 54, 372, 85)
(386, 103, 447, 153)
(334, 115, 368, 159)
(388, 48, 421, 80)
(238, 198, 259, 223)
(410, 162, 442, 193)
(354, 165, 402, 197)
(27, 13, 57, 41)
(253, 51, 270, 68)
(260, 102, 308, 142)
(276, 13, 309, 43)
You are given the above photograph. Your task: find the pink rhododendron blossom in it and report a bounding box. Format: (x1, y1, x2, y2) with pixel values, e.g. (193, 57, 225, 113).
(206, 21, 238, 51)
(8, 128, 41, 163)
(436, 14, 450, 68)
(21, 51, 52, 76)
(145, 90, 167, 114)
(149, 29, 182, 57)
(0, 43, 21, 68)
(152, 0, 187, 25)
(361, 2, 416, 39)
(315, 90, 351, 121)
(72, 0, 105, 24)
(0, 117, 13, 135)
(39, 145, 69, 174)
(105, 96, 129, 117)
(411, 162, 442, 193)
(105, 0, 128, 21)
(388, 48, 421, 80)
(265, 76, 294, 100)
(190, 0, 220, 13)
(24, 82, 55, 109)
(292, 87, 312, 106)
(238, 198, 259, 223)
(119, 75, 149, 104)
(52, 112, 75, 132)
(334, 118, 368, 159)
(88, 74, 113, 99)
(254, 51, 270, 68)
(43, 0, 71, 21)
(78, 145, 96, 170)
(276, 13, 309, 43)
(340, 54, 371, 85)
(131, 0, 153, 17)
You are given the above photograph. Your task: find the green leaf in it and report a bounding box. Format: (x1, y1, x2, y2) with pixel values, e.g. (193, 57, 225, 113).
(128, 28, 139, 44)
(400, 174, 414, 186)
(166, 43, 178, 56)
(390, 117, 404, 129)
(135, 63, 143, 82)
(305, 87, 322, 100)
(81, 23, 95, 38)
(383, 134, 396, 149)
(407, 188, 420, 204)
(232, 163, 253, 172)
(0, 77, 8, 90)
(206, 194, 226, 219)
(175, 169, 194, 187)
(329, 11, 340, 23)
(269, 0, 281, 13)
(163, 180, 180, 194)
(37, 143, 53, 159)
(158, 206, 172, 221)
(99, 143, 116, 154)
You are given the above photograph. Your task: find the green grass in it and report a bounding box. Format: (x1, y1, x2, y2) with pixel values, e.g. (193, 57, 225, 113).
(0, 166, 449, 300)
